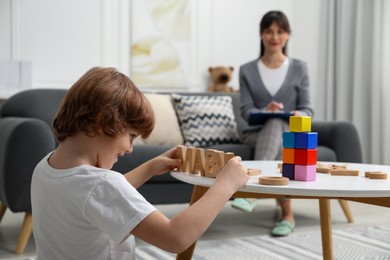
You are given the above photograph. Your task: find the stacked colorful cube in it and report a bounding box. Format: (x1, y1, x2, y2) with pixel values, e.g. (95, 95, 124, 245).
(282, 116, 318, 181)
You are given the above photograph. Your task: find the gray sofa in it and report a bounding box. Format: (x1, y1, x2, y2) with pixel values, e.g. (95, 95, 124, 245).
(114, 92, 363, 204)
(0, 88, 363, 254)
(0, 88, 364, 206)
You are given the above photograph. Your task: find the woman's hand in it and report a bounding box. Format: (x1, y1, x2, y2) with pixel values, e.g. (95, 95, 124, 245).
(291, 110, 300, 116)
(267, 101, 284, 112)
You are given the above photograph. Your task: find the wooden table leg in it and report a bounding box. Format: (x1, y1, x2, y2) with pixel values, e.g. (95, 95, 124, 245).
(319, 199, 333, 260)
(176, 186, 208, 260)
(15, 212, 32, 254)
(338, 199, 354, 223)
(0, 202, 7, 222)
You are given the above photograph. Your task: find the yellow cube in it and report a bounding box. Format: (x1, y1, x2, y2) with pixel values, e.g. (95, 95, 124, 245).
(289, 116, 311, 132)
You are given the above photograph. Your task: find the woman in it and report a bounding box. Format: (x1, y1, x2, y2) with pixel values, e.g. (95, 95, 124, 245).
(232, 10, 314, 237)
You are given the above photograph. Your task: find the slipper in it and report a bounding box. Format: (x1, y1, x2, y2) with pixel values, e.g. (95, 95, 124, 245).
(271, 220, 295, 237)
(231, 198, 256, 212)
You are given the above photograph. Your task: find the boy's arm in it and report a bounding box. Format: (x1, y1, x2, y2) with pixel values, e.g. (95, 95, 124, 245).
(124, 162, 155, 189)
(124, 147, 181, 188)
(131, 157, 248, 253)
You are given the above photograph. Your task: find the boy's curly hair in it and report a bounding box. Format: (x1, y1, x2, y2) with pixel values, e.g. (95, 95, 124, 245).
(53, 67, 155, 142)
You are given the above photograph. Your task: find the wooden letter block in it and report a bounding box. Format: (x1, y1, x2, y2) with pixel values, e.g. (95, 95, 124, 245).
(316, 165, 331, 173)
(295, 132, 318, 149)
(330, 169, 359, 176)
(176, 146, 239, 178)
(295, 165, 316, 181)
(176, 145, 187, 172)
(282, 163, 295, 180)
(331, 164, 348, 170)
(192, 148, 206, 176)
(282, 148, 295, 164)
(248, 169, 262, 176)
(259, 176, 289, 185)
(205, 150, 223, 178)
(289, 116, 311, 132)
(185, 147, 197, 173)
(224, 152, 235, 165)
(365, 171, 388, 179)
(295, 148, 317, 165)
(282, 132, 295, 148)
(214, 150, 225, 167)
(176, 146, 197, 173)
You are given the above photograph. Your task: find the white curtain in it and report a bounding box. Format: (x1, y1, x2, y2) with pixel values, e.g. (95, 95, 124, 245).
(316, 0, 390, 164)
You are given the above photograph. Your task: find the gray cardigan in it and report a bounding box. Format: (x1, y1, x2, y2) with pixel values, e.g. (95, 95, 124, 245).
(239, 58, 314, 133)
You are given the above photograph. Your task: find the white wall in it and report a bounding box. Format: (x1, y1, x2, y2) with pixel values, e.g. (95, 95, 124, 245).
(204, 0, 320, 103)
(0, 0, 321, 104)
(0, 0, 129, 93)
(290, 0, 321, 111)
(0, 0, 12, 59)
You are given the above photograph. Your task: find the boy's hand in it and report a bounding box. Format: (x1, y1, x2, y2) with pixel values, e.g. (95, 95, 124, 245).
(215, 156, 249, 193)
(150, 147, 182, 176)
(126, 147, 181, 188)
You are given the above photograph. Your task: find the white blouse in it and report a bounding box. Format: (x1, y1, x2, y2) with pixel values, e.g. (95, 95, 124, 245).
(258, 58, 289, 96)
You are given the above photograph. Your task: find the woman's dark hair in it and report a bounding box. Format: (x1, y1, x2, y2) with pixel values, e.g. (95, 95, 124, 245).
(259, 10, 291, 58)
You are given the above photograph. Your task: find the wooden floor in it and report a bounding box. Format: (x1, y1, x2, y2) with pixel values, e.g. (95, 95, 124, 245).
(1, 199, 390, 258)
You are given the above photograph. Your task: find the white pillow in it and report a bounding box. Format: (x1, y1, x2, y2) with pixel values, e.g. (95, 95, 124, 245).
(172, 94, 240, 146)
(133, 93, 184, 146)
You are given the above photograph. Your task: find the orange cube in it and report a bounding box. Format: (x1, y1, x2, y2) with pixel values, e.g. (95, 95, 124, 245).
(282, 148, 295, 164)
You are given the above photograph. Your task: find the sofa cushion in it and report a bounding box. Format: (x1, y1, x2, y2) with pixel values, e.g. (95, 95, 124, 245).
(317, 146, 337, 162)
(172, 94, 240, 147)
(134, 93, 184, 146)
(207, 144, 254, 161)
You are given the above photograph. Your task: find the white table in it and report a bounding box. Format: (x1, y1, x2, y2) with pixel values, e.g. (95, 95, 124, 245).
(171, 161, 390, 260)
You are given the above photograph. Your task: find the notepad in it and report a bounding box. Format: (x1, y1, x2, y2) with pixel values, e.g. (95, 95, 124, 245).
(248, 111, 294, 125)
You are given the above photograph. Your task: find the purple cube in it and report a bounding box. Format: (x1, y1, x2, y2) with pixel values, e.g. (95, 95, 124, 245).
(282, 163, 295, 180)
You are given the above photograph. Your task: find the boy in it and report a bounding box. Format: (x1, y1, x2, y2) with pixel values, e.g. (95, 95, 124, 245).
(31, 67, 249, 259)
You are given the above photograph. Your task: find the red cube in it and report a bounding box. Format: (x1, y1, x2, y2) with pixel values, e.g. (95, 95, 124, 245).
(295, 149, 317, 165)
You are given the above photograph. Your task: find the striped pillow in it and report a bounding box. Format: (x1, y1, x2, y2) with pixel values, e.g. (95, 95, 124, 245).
(172, 94, 240, 146)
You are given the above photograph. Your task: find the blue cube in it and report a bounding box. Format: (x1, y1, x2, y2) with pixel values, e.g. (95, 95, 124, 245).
(283, 132, 295, 148)
(296, 132, 318, 149)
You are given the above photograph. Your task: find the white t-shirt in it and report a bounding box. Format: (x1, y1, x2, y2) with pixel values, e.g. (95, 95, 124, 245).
(258, 58, 289, 96)
(31, 152, 157, 260)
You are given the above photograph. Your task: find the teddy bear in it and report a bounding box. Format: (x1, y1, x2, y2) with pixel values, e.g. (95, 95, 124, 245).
(208, 66, 236, 92)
